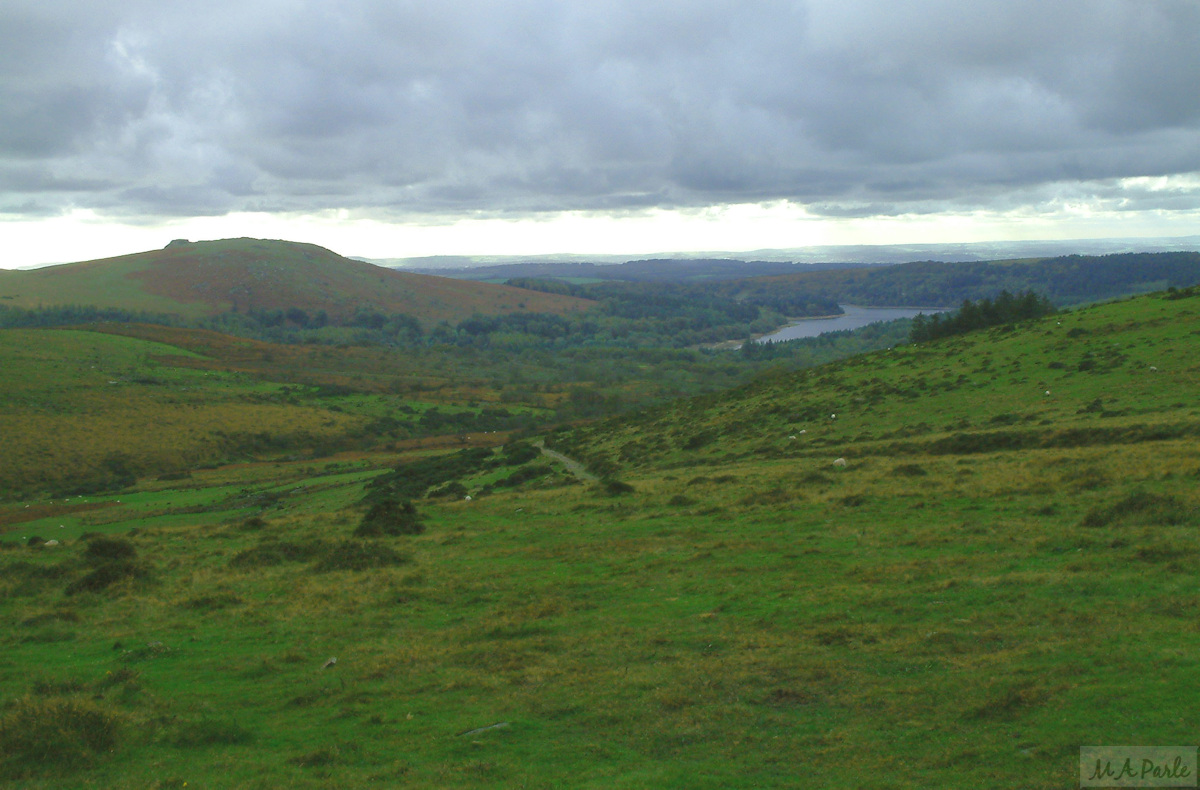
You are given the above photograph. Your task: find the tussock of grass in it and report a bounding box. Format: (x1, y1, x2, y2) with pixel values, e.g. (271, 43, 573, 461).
(96, 667, 140, 690)
(168, 717, 254, 748)
(966, 682, 1053, 721)
(598, 478, 635, 496)
(0, 696, 123, 776)
(311, 541, 411, 573)
(179, 592, 244, 610)
(228, 539, 327, 568)
(737, 486, 799, 507)
(29, 678, 87, 696)
(1080, 491, 1192, 528)
(760, 688, 819, 707)
(20, 608, 79, 627)
(289, 746, 341, 768)
(119, 641, 173, 663)
(5, 559, 73, 587)
(65, 560, 150, 595)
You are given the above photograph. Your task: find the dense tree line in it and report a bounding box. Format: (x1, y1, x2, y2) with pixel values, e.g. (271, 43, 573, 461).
(510, 276, 841, 322)
(0, 282, 795, 350)
(909, 290, 1056, 343)
(488, 278, 846, 347)
(737, 252, 1200, 311)
(0, 304, 181, 329)
(453, 280, 787, 347)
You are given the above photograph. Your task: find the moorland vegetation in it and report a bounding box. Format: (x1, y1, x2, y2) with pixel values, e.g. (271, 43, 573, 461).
(0, 244, 1198, 787)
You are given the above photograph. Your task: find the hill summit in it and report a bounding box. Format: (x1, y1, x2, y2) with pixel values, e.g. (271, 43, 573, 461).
(0, 238, 592, 325)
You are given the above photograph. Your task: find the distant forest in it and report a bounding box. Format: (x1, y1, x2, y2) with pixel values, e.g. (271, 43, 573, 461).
(740, 251, 1200, 310)
(0, 280, 809, 350)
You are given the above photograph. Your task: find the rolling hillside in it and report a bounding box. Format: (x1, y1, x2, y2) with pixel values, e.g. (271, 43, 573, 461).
(0, 288, 1197, 787)
(552, 287, 1200, 473)
(0, 322, 572, 499)
(0, 238, 593, 325)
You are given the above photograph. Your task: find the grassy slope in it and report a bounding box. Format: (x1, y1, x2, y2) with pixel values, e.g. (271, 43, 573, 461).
(0, 291, 1197, 788)
(0, 325, 546, 498)
(559, 290, 1200, 471)
(0, 238, 593, 324)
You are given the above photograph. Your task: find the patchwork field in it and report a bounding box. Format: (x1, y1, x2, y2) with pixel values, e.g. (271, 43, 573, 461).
(0, 289, 1197, 787)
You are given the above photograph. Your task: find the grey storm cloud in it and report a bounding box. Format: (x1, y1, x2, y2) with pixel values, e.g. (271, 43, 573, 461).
(1, 0, 1199, 220)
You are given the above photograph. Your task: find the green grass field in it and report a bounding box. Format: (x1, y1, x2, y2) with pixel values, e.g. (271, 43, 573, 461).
(0, 290, 1197, 787)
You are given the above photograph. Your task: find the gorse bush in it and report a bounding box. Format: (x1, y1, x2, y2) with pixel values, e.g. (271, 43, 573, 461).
(492, 464, 552, 489)
(84, 537, 138, 563)
(356, 498, 425, 536)
(502, 441, 541, 465)
(366, 448, 495, 501)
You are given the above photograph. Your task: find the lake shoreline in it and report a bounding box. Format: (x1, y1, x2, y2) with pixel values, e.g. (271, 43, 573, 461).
(711, 303, 951, 349)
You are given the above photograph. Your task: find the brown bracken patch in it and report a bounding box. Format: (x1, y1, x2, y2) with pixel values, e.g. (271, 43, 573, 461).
(0, 502, 118, 529)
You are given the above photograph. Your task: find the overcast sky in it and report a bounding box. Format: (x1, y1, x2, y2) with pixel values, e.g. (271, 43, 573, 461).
(2, 0, 1199, 266)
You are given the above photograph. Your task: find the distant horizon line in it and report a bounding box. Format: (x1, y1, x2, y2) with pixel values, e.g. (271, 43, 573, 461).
(8, 232, 1199, 272)
(366, 233, 1200, 269)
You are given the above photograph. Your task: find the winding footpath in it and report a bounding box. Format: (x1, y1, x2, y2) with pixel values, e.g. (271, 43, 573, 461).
(533, 440, 599, 483)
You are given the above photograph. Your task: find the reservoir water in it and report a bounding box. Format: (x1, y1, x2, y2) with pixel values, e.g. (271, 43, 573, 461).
(758, 304, 948, 343)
